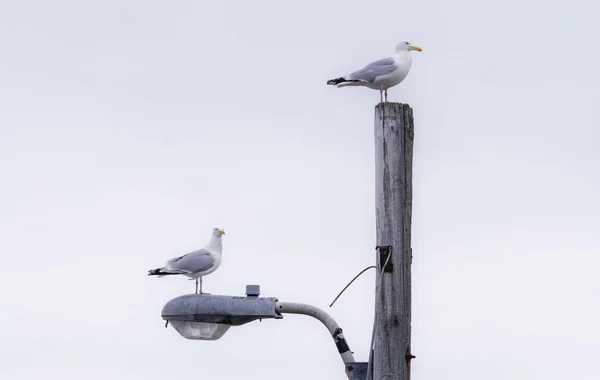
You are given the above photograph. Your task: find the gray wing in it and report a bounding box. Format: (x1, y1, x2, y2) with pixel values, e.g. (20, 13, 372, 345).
(348, 57, 398, 83)
(166, 249, 215, 274)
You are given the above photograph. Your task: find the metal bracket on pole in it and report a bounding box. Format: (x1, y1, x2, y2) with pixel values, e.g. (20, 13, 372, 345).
(346, 362, 369, 380)
(376, 245, 393, 273)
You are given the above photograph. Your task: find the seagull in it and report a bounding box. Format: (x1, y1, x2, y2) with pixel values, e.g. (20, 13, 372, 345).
(327, 41, 422, 103)
(148, 227, 225, 294)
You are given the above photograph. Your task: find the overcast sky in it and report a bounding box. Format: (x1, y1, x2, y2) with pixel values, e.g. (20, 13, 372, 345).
(1, 1, 599, 379)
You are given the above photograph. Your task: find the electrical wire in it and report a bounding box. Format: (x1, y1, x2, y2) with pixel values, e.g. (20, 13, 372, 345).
(329, 266, 376, 308)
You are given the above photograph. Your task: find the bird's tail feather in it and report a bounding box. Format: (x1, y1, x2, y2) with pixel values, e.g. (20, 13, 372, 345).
(336, 81, 364, 88)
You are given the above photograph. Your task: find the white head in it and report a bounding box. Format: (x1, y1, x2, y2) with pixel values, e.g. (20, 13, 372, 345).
(212, 227, 225, 238)
(396, 41, 422, 53)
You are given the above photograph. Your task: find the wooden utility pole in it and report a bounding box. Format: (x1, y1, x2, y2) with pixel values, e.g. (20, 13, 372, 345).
(373, 103, 414, 380)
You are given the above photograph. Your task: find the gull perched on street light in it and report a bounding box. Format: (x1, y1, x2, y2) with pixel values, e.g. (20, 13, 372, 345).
(327, 41, 422, 103)
(148, 227, 225, 294)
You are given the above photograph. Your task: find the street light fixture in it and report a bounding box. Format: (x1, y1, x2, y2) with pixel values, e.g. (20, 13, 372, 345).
(160, 285, 367, 379)
(161, 285, 280, 340)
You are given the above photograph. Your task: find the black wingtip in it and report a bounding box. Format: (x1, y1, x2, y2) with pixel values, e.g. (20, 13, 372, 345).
(327, 77, 362, 86)
(148, 268, 179, 276)
(327, 77, 345, 85)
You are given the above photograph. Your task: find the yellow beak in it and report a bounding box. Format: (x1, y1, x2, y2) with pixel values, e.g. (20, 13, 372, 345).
(220, 229, 225, 235)
(411, 45, 423, 52)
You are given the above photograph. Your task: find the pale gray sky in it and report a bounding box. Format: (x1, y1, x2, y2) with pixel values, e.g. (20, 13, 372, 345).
(1, 1, 599, 379)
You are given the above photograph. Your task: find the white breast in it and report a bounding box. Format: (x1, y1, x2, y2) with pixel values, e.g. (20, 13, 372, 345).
(373, 53, 412, 90)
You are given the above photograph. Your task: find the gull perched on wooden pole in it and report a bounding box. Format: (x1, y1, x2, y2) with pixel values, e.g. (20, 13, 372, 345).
(327, 41, 422, 103)
(148, 227, 225, 294)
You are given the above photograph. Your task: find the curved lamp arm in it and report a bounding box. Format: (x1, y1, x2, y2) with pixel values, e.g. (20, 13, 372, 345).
(276, 302, 356, 378)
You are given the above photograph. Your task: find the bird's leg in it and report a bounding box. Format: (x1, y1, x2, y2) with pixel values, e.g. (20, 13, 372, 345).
(379, 89, 384, 104)
(201, 280, 211, 295)
(199, 277, 211, 295)
(195, 278, 199, 294)
(384, 89, 388, 102)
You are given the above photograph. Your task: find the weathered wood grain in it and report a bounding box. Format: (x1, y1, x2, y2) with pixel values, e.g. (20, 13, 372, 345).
(373, 102, 414, 380)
